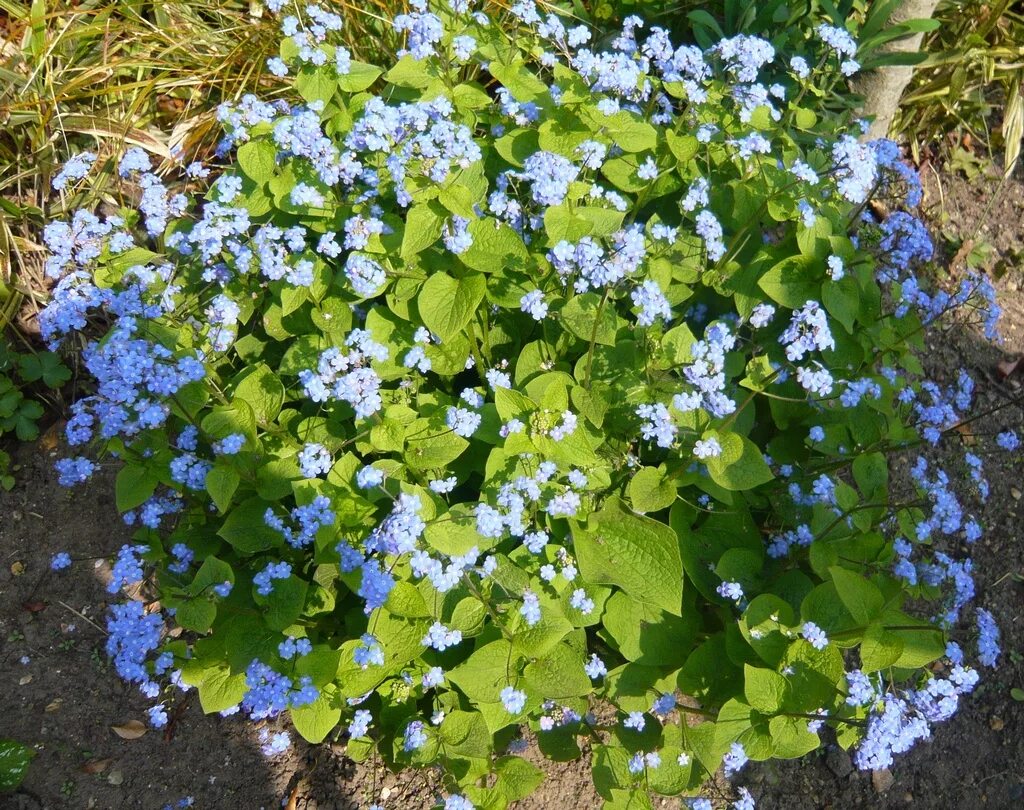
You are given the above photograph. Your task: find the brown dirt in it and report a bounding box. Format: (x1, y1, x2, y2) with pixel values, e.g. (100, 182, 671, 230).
(1, 168, 1022, 810)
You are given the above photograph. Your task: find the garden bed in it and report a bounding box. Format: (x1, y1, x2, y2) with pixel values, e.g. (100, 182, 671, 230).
(1, 168, 1021, 809)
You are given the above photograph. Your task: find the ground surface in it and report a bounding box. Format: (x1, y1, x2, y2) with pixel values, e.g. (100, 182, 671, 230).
(1, 168, 1022, 809)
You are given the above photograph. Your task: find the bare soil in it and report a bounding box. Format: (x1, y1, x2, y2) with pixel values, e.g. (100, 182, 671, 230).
(1, 168, 1022, 810)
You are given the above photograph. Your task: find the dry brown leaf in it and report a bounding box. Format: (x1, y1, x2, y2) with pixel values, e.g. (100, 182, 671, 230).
(111, 720, 147, 740)
(45, 698, 62, 713)
(953, 423, 977, 445)
(996, 357, 1022, 380)
(989, 716, 1005, 731)
(10, 561, 25, 576)
(284, 783, 300, 810)
(18, 675, 32, 686)
(23, 600, 47, 613)
(80, 758, 113, 775)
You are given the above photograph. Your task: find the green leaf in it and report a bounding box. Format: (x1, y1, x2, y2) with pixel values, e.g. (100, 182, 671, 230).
(402, 201, 446, 260)
(237, 140, 277, 184)
(195, 664, 247, 714)
(418, 272, 486, 342)
(860, 623, 904, 671)
(424, 505, 483, 556)
(589, 110, 657, 153)
(828, 566, 884, 625)
(574, 497, 683, 616)
(115, 465, 158, 512)
(187, 556, 234, 597)
(626, 466, 677, 513)
(256, 573, 308, 630)
(449, 640, 525, 703)
(232, 364, 285, 425)
(758, 256, 821, 308)
(488, 59, 549, 104)
(439, 710, 492, 759)
(295, 65, 336, 105)
(176, 597, 216, 633)
(602, 592, 696, 665)
(822, 275, 860, 333)
(666, 131, 699, 165)
(206, 465, 240, 513)
(524, 642, 592, 698)
(768, 715, 820, 759)
(744, 664, 789, 714)
(405, 417, 469, 469)
(494, 756, 545, 802)
(561, 292, 619, 346)
(17, 351, 70, 388)
(705, 432, 774, 491)
(201, 400, 257, 442)
(0, 740, 34, 790)
(852, 452, 887, 498)
(512, 613, 573, 658)
(459, 219, 529, 273)
(218, 497, 283, 553)
(292, 684, 342, 743)
(337, 61, 383, 92)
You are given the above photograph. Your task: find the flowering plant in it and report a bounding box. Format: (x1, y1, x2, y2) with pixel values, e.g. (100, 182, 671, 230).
(43, 1, 1011, 807)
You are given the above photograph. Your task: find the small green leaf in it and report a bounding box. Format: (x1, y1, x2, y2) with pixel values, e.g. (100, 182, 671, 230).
(705, 432, 774, 491)
(292, 684, 342, 743)
(574, 497, 683, 616)
(116, 465, 159, 512)
(232, 364, 285, 425)
(524, 642, 592, 698)
(337, 64, 382, 93)
(758, 256, 821, 308)
(561, 292, 619, 346)
(237, 140, 277, 184)
(744, 664, 789, 714)
(218, 497, 284, 553)
(459, 218, 529, 273)
(402, 201, 446, 260)
(417, 272, 486, 342)
(626, 466, 677, 513)
(0, 740, 34, 790)
(206, 465, 240, 513)
(829, 566, 884, 625)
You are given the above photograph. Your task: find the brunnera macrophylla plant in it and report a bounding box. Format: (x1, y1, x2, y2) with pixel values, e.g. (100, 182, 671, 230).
(41, 1, 1014, 807)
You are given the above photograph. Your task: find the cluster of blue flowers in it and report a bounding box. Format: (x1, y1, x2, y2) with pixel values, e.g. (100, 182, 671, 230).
(36, 1, 1018, 806)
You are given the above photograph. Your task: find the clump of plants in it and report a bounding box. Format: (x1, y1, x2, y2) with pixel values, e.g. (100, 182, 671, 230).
(0, 338, 69, 488)
(41, 1, 1014, 807)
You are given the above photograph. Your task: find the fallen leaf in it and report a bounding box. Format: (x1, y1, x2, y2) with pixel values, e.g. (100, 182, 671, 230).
(23, 600, 47, 613)
(872, 768, 895, 793)
(80, 758, 113, 775)
(284, 783, 300, 810)
(949, 238, 975, 273)
(989, 716, 1005, 731)
(953, 423, 977, 445)
(997, 357, 1022, 380)
(38, 423, 61, 452)
(1012, 488, 1022, 502)
(10, 561, 25, 576)
(111, 720, 147, 740)
(19, 675, 32, 686)
(45, 698, 62, 713)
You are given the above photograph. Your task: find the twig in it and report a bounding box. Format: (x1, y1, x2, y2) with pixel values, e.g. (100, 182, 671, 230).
(57, 600, 107, 635)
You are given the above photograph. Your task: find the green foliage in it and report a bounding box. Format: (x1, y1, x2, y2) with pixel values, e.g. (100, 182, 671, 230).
(0, 338, 64, 447)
